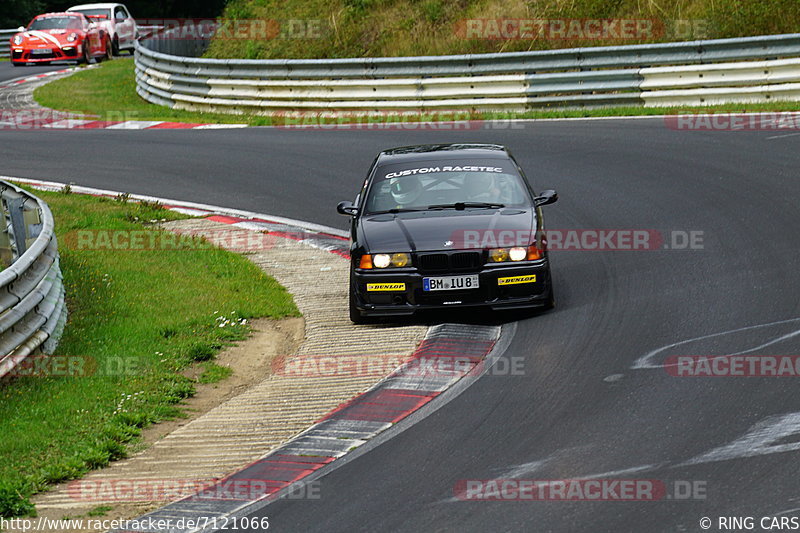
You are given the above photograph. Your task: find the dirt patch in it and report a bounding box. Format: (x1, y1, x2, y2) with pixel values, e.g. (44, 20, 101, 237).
(138, 317, 304, 447)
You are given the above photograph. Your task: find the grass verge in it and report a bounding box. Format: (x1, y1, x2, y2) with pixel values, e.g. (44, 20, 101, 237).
(33, 58, 251, 125)
(0, 189, 298, 517)
(34, 57, 800, 127)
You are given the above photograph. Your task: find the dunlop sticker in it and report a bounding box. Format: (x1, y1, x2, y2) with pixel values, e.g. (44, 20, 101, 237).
(497, 275, 536, 286)
(367, 283, 406, 292)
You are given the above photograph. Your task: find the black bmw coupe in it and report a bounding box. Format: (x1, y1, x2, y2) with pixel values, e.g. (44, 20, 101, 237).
(337, 143, 558, 324)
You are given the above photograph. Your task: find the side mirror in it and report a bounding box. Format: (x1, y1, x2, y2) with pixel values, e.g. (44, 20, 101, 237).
(337, 201, 359, 216)
(534, 189, 558, 207)
(17, 26, 25, 32)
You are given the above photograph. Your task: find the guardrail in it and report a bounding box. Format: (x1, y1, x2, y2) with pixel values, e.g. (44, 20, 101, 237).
(0, 181, 67, 378)
(134, 32, 800, 114)
(0, 29, 16, 58)
(137, 25, 164, 41)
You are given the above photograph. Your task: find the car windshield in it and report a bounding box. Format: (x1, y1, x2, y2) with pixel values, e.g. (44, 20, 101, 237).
(365, 160, 531, 214)
(69, 8, 111, 17)
(29, 16, 83, 30)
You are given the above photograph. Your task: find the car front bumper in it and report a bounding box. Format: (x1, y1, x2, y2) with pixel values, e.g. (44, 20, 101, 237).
(352, 260, 552, 317)
(11, 46, 80, 63)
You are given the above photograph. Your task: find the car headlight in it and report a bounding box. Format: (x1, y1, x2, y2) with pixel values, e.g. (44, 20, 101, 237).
(67, 32, 78, 42)
(359, 253, 411, 269)
(488, 245, 542, 262)
(12, 34, 23, 45)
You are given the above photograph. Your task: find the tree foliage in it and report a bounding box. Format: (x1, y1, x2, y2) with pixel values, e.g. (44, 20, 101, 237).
(2, 0, 228, 27)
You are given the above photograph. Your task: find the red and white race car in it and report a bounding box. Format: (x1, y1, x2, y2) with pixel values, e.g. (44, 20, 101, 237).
(67, 4, 138, 56)
(10, 12, 112, 66)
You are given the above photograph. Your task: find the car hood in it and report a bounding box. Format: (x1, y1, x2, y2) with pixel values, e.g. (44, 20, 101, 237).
(358, 208, 535, 253)
(20, 29, 78, 46)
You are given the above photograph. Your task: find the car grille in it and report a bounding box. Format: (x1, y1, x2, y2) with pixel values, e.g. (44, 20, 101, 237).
(418, 253, 448, 271)
(28, 51, 58, 59)
(451, 252, 481, 269)
(417, 251, 482, 272)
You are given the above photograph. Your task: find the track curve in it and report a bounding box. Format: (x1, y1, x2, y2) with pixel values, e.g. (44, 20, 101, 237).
(3, 117, 800, 532)
(0, 62, 67, 83)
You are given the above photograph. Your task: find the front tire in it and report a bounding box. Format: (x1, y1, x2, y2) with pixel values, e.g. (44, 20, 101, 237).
(541, 269, 555, 310)
(348, 276, 378, 324)
(349, 281, 367, 324)
(541, 287, 555, 310)
(79, 44, 90, 64)
(112, 36, 120, 56)
(102, 38, 112, 61)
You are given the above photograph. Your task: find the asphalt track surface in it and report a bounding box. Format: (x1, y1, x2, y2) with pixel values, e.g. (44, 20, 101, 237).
(0, 61, 66, 83)
(3, 119, 800, 532)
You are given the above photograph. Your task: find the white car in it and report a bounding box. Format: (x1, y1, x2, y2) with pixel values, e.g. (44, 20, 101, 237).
(66, 3, 136, 55)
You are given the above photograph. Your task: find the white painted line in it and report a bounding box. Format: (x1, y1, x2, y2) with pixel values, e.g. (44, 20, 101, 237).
(680, 412, 800, 465)
(766, 132, 800, 140)
(231, 221, 275, 231)
(43, 119, 94, 128)
(632, 316, 800, 370)
(167, 207, 215, 216)
(106, 120, 165, 130)
(193, 124, 249, 129)
(495, 459, 551, 479)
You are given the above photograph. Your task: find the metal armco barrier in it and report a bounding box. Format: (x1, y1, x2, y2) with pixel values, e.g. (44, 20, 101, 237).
(133, 32, 800, 114)
(0, 181, 67, 378)
(0, 29, 16, 58)
(640, 57, 800, 106)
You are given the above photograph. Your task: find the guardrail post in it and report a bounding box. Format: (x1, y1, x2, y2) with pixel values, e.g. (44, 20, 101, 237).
(5, 196, 27, 259)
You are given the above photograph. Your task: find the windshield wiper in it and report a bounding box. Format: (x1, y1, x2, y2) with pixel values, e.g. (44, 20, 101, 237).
(369, 208, 425, 214)
(427, 202, 505, 210)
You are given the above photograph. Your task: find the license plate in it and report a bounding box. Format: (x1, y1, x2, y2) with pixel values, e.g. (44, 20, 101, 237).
(31, 48, 52, 55)
(423, 275, 479, 291)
